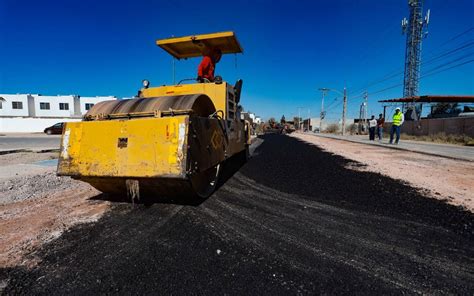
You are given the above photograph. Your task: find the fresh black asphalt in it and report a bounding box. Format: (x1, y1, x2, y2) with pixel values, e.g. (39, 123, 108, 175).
(2, 134, 473, 294)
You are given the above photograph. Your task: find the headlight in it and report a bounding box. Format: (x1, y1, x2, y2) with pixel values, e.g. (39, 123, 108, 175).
(142, 79, 150, 89)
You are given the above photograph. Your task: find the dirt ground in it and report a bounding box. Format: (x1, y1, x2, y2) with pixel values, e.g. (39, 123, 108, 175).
(293, 133, 474, 212)
(0, 152, 110, 268)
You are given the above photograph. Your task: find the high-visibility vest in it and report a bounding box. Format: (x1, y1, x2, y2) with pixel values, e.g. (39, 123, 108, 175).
(393, 112, 402, 126)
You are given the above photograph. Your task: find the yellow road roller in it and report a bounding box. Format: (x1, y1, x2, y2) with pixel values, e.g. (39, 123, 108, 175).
(57, 32, 250, 201)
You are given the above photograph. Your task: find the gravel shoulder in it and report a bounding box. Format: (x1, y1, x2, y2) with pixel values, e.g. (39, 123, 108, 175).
(293, 133, 474, 212)
(0, 152, 110, 269)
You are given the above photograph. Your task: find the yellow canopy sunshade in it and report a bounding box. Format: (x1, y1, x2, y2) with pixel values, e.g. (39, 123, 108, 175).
(156, 31, 243, 59)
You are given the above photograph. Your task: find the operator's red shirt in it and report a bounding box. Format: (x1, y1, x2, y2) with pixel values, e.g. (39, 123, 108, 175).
(198, 56, 215, 81)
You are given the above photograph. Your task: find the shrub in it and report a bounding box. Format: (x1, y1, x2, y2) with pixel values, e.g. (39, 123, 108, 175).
(325, 123, 340, 134)
(347, 123, 358, 135)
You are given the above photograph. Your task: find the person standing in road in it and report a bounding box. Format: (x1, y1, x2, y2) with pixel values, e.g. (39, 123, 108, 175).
(389, 107, 404, 144)
(376, 113, 385, 142)
(368, 115, 377, 141)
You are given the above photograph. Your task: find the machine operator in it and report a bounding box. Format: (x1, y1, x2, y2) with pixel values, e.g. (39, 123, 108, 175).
(197, 48, 222, 82)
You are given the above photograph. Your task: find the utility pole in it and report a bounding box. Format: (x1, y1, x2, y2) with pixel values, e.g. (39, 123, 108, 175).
(297, 107, 302, 131)
(401, 0, 430, 118)
(342, 87, 347, 136)
(363, 91, 368, 126)
(359, 102, 366, 134)
(318, 88, 329, 132)
(307, 108, 311, 131)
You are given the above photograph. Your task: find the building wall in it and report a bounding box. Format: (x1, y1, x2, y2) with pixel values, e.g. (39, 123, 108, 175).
(33, 95, 76, 117)
(0, 94, 117, 132)
(0, 117, 81, 133)
(0, 94, 30, 117)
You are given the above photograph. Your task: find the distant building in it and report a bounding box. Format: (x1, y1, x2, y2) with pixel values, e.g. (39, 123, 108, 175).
(303, 118, 327, 131)
(0, 94, 116, 132)
(240, 111, 260, 125)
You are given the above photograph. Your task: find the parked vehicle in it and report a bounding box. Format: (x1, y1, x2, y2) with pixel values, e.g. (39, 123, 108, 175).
(44, 122, 64, 135)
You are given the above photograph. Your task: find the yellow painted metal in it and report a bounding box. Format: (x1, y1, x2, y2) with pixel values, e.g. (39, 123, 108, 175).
(57, 31, 249, 198)
(140, 82, 230, 120)
(57, 116, 189, 178)
(156, 31, 243, 59)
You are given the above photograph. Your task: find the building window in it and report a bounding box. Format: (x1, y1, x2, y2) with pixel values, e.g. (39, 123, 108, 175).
(59, 103, 69, 110)
(85, 103, 94, 110)
(0, 101, 2, 109)
(40, 102, 51, 110)
(12, 101, 23, 109)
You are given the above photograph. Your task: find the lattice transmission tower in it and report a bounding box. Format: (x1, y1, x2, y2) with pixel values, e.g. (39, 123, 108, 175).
(401, 0, 430, 99)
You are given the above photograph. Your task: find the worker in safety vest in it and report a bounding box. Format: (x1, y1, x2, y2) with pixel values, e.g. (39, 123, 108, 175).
(389, 107, 404, 144)
(197, 48, 222, 83)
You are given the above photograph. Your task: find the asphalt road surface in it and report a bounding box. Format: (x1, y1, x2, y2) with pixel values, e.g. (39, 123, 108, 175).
(0, 134, 60, 152)
(2, 134, 473, 294)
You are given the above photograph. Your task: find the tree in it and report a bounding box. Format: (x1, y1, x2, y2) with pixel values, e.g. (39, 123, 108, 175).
(280, 115, 286, 124)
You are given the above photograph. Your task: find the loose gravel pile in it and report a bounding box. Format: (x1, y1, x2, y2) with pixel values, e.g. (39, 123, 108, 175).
(0, 171, 83, 204)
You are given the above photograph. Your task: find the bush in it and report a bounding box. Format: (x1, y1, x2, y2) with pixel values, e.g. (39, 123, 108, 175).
(325, 123, 340, 134)
(347, 123, 358, 135)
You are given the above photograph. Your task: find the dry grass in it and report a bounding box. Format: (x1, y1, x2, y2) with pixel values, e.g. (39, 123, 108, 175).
(400, 132, 474, 146)
(325, 123, 340, 134)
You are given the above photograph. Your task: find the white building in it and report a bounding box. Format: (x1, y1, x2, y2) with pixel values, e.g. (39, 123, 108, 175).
(0, 94, 31, 117)
(240, 111, 261, 125)
(0, 94, 116, 133)
(33, 95, 76, 118)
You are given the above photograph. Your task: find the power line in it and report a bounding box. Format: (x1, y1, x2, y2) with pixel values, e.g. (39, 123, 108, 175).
(420, 58, 474, 79)
(348, 40, 474, 96)
(347, 26, 474, 96)
(429, 27, 473, 49)
(324, 97, 340, 110)
(352, 55, 474, 99)
(422, 51, 474, 75)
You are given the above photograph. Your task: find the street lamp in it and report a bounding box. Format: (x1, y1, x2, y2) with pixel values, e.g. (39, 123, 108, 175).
(319, 87, 347, 135)
(318, 88, 329, 132)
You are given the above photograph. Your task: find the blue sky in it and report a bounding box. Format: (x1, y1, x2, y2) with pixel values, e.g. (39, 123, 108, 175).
(1, 0, 473, 120)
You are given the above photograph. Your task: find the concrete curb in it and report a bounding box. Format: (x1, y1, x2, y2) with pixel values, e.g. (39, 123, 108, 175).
(307, 134, 473, 162)
(0, 149, 60, 155)
(0, 149, 29, 155)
